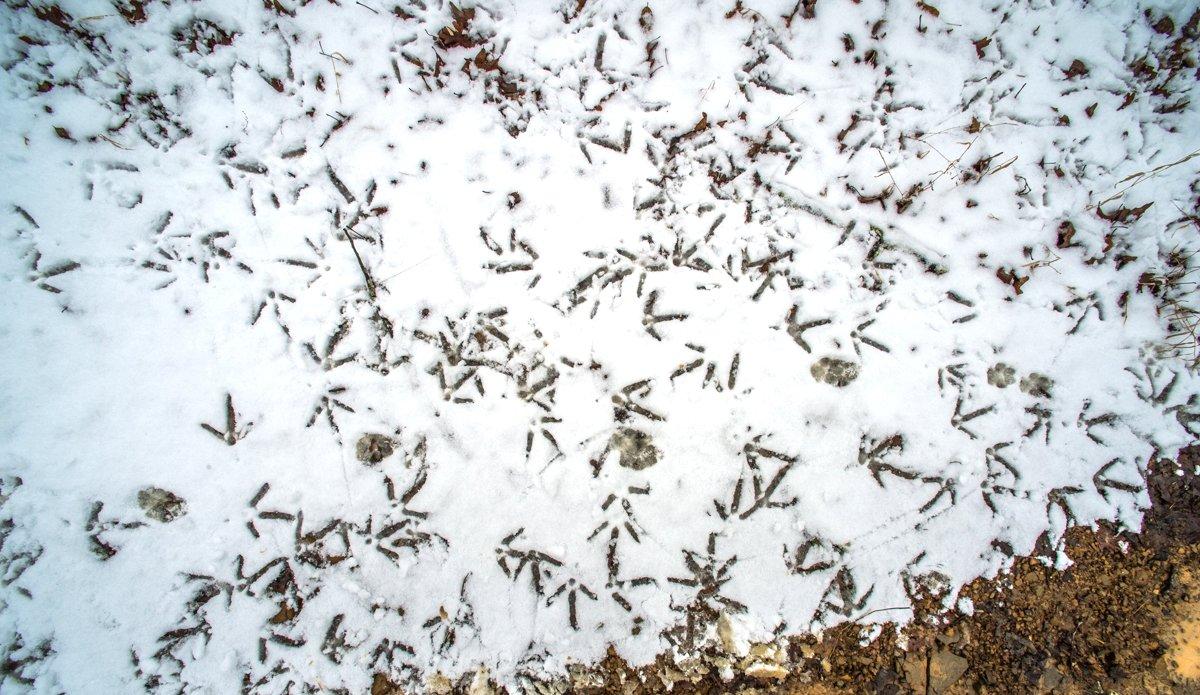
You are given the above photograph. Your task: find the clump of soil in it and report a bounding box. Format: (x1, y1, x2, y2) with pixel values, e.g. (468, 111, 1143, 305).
(137, 487, 186, 522)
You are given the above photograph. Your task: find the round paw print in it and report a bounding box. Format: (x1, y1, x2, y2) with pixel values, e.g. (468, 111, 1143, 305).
(811, 357, 859, 387)
(355, 433, 396, 464)
(1019, 373, 1054, 399)
(987, 363, 1016, 388)
(610, 428, 659, 470)
(138, 487, 187, 523)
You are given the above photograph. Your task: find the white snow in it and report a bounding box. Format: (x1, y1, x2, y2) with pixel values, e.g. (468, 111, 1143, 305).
(1, 0, 1198, 691)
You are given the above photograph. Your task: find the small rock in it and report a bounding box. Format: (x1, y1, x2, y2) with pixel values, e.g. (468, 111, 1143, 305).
(748, 643, 782, 661)
(937, 627, 961, 646)
(902, 650, 969, 694)
(371, 673, 404, 695)
(928, 650, 969, 693)
(708, 654, 733, 680)
(1038, 663, 1065, 690)
(1019, 372, 1054, 398)
(137, 487, 186, 523)
(610, 427, 659, 470)
(467, 668, 493, 695)
(718, 612, 750, 655)
(811, 356, 859, 386)
(987, 362, 1015, 388)
(744, 661, 789, 681)
(901, 651, 925, 690)
(356, 433, 396, 464)
(873, 667, 901, 695)
(425, 673, 453, 695)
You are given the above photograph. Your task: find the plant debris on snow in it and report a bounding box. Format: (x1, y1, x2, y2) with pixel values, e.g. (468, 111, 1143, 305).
(1, 0, 1199, 692)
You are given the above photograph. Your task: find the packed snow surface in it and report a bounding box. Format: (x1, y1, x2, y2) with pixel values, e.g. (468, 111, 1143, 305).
(1, 0, 1199, 691)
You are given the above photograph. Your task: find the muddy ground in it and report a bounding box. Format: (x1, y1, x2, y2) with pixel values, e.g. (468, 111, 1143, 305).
(377, 446, 1200, 694)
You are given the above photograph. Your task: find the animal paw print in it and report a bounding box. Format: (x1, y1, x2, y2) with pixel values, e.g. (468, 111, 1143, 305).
(811, 356, 859, 386)
(987, 363, 1015, 388)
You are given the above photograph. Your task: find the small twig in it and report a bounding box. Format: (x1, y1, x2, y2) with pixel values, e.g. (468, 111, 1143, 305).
(344, 229, 377, 300)
(876, 148, 900, 193)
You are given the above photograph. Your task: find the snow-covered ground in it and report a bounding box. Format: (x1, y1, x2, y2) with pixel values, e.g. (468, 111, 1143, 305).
(1, 0, 1198, 691)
